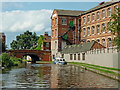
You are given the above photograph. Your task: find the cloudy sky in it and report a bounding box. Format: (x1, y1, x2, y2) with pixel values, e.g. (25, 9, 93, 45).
(1, 0, 110, 49)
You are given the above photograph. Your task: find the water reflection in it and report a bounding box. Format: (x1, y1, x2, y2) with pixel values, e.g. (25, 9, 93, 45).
(1, 63, 120, 88)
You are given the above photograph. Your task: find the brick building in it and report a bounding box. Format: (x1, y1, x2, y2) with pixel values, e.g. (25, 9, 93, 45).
(0, 32, 6, 52)
(51, 1, 120, 60)
(51, 9, 84, 59)
(81, 1, 120, 48)
(41, 32, 51, 51)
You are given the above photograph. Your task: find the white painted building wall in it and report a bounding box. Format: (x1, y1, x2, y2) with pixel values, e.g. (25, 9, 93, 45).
(62, 48, 120, 68)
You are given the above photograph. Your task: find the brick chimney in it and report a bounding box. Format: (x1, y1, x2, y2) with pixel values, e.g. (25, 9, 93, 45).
(44, 32, 48, 36)
(99, 1, 105, 5)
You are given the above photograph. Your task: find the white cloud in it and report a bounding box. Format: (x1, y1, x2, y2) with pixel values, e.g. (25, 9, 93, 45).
(1, 9, 52, 33)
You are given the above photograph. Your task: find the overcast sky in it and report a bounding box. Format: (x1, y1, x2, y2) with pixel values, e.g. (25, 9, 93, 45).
(1, 1, 111, 49)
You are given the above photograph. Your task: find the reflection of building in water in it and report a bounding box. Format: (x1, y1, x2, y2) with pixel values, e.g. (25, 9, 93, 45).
(50, 65, 83, 88)
(50, 64, 59, 88)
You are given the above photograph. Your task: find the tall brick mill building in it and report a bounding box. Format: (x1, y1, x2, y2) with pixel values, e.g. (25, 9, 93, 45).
(51, 1, 120, 60)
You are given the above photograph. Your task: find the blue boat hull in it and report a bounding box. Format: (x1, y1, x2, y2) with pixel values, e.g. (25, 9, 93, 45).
(54, 61, 67, 65)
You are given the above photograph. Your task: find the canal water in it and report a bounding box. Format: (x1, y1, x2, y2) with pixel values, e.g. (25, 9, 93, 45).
(1, 63, 120, 88)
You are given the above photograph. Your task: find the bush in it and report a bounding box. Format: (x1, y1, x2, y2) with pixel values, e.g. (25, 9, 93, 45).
(1, 53, 23, 68)
(1, 53, 13, 67)
(10, 56, 21, 66)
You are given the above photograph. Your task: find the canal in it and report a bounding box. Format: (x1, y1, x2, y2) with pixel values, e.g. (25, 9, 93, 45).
(1, 63, 120, 88)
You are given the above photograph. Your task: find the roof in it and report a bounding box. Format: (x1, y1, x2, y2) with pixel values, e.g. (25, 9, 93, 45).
(61, 41, 95, 54)
(81, 1, 119, 15)
(54, 9, 85, 16)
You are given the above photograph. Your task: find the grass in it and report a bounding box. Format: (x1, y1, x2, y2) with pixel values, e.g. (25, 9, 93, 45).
(68, 62, 120, 71)
(68, 62, 120, 76)
(81, 63, 120, 71)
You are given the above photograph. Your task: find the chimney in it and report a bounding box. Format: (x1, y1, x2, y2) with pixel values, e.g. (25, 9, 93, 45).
(99, 1, 105, 5)
(44, 32, 48, 36)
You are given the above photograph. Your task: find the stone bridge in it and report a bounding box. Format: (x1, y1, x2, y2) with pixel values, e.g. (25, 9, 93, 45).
(8, 50, 51, 62)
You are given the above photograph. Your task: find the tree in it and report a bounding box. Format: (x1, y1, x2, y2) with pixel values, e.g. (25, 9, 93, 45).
(10, 30, 39, 50)
(107, 7, 120, 50)
(35, 35, 44, 50)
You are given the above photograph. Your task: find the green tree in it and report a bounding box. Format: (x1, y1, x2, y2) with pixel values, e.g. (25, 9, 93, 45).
(10, 30, 39, 50)
(35, 35, 44, 50)
(1, 53, 13, 67)
(107, 8, 120, 50)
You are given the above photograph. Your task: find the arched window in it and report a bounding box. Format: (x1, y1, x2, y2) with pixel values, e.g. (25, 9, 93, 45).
(87, 27, 90, 36)
(92, 26, 95, 35)
(87, 40, 90, 42)
(55, 41, 57, 49)
(83, 28, 86, 37)
(97, 39, 100, 44)
(102, 23, 105, 33)
(108, 38, 111, 47)
(97, 25, 100, 34)
(102, 39, 105, 47)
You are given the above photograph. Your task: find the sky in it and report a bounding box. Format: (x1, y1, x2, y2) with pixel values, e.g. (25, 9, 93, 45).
(1, 0, 110, 49)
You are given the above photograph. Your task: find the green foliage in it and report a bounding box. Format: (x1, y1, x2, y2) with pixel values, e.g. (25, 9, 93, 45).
(10, 30, 39, 50)
(1, 53, 13, 67)
(35, 35, 44, 50)
(1, 53, 22, 68)
(107, 8, 120, 50)
(9, 56, 21, 66)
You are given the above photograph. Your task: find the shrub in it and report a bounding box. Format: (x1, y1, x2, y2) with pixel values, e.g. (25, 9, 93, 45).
(1, 53, 13, 67)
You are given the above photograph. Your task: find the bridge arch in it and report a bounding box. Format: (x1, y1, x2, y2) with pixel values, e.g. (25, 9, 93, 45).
(22, 54, 41, 63)
(8, 50, 52, 62)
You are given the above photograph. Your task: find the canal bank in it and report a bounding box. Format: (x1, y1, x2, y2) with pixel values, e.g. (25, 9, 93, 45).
(68, 62, 120, 81)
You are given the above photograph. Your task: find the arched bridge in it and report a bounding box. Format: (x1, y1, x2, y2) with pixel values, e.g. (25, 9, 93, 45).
(8, 50, 51, 62)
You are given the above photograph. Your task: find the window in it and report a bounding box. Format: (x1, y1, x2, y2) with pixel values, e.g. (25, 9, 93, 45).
(83, 16, 86, 24)
(88, 15, 90, 23)
(102, 23, 105, 33)
(55, 41, 57, 49)
(97, 25, 100, 34)
(108, 8, 111, 17)
(74, 54, 76, 60)
(55, 29, 57, 37)
(62, 18, 67, 25)
(97, 39, 100, 44)
(87, 40, 90, 42)
(82, 53, 85, 60)
(87, 27, 90, 36)
(46, 42, 49, 47)
(83, 28, 86, 37)
(53, 55, 55, 59)
(52, 30, 54, 37)
(107, 22, 111, 33)
(92, 13, 95, 21)
(102, 39, 105, 47)
(52, 19, 54, 26)
(92, 26, 95, 35)
(70, 54, 72, 60)
(55, 18, 57, 25)
(108, 38, 111, 47)
(114, 5, 118, 14)
(97, 11, 100, 20)
(62, 54, 64, 58)
(102, 9, 105, 18)
(78, 54, 80, 60)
